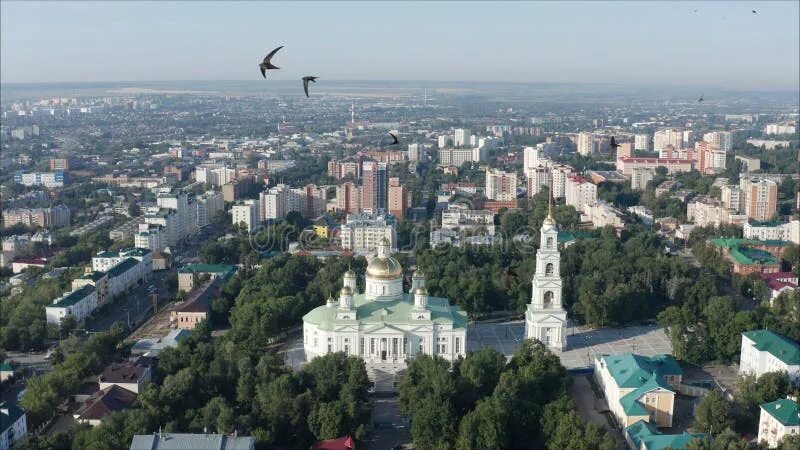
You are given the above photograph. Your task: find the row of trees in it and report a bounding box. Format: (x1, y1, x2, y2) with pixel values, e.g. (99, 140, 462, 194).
(20, 323, 129, 428)
(399, 341, 617, 450)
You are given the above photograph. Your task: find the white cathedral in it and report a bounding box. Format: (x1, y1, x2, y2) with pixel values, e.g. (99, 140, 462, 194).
(524, 203, 569, 351)
(302, 238, 468, 389)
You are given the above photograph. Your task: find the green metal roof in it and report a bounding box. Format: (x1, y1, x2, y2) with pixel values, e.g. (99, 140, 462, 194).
(107, 258, 138, 278)
(731, 247, 779, 266)
(120, 247, 152, 257)
(303, 294, 468, 331)
(760, 398, 800, 426)
(557, 231, 594, 243)
(625, 421, 707, 450)
(599, 353, 682, 388)
(0, 363, 13, 372)
(178, 264, 236, 279)
(743, 330, 800, 365)
(80, 271, 107, 282)
(0, 401, 26, 433)
(49, 285, 96, 308)
(620, 375, 675, 415)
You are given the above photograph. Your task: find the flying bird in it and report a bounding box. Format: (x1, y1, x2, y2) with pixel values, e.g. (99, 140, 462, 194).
(389, 133, 399, 145)
(752, 10, 757, 14)
(259, 46, 284, 78)
(609, 136, 621, 157)
(698, 93, 704, 103)
(302, 76, 318, 97)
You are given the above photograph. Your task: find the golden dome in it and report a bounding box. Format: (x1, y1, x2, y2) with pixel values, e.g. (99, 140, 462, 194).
(340, 285, 353, 296)
(344, 268, 356, 278)
(414, 286, 428, 296)
(366, 255, 403, 280)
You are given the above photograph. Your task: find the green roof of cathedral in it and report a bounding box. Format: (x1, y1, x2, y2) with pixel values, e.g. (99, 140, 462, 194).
(303, 294, 468, 331)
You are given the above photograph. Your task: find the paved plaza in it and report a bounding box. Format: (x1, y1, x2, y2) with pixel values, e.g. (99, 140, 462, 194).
(467, 321, 673, 370)
(281, 321, 673, 372)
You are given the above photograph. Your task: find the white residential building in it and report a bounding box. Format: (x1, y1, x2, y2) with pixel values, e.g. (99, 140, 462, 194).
(687, 196, 748, 228)
(584, 201, 626, 229)
(134, 224, 167, 253)
(550, 165, 574, 199)
(45, 285, 98, 324)
(758, 397, 800, 449)
(438, 147, 486, 166)
(231, 200, 259, 233)
(630, 167, 654, 190)
(744, 221, 793, 241)
(1, 401, 27, 450)
(196, 190, 223, 228)
(260, 184, 327, 220)
(195, 164, 236, 187)
(634, 134, 652, 151)
(577, 132, 594, 156)
(653, 128, 684, 153)
(565, 175, 597, 213)
(440, 205, 495, 235)
(526, 165, 551, 197)
(523, 146, 543, 171)
(764, 123, 797, 135)
(739, 330, 800, 384)
(340, 214, 396, 254)
(721, 185, 743, 212)
(454, 128, 471, 147)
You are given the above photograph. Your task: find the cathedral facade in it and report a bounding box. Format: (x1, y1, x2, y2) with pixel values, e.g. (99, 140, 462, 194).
(525, 205, 569, 351)
(303, 239, 468, 389)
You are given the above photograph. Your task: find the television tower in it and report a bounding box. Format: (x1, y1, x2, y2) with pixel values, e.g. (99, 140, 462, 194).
(350, 100, 355, 125)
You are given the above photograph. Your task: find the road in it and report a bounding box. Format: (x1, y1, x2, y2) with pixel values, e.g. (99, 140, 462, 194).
(87, 224, 222, 332)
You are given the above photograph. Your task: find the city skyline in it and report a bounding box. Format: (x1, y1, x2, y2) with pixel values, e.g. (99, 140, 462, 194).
(1, 1, 799, 90)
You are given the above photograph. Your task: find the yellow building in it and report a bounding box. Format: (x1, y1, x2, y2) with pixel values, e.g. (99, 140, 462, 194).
(313, 216, 336, 240)
(594, 353, 682, 429)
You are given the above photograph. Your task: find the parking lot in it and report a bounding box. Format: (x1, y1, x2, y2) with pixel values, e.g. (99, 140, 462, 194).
(467, 321, 673, 370)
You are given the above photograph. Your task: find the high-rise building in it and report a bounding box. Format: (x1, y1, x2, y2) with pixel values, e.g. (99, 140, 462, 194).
(339, 213, 397, 253)
(454, 128, 471, 148)
(740, 177, 778, 221)
(526, 165, 551, 197)
(407, 143, 422, 161)
(335, 182, 362, 214)
(2, 205, 71, 228)
(565, 175, 597, 213)
(261, 183, 327, 220)
(630, 167, 654, 190)
(156, 190, 198, 239)
(721, 185, 742, 213)
(550, 165, 574, 199)
(49, 158, 71, 171)
(438, 135, 453, 148)
(524, 205, 567, 350)
(523, 146, 542, 170)
(634, 134, 652, 152)
(231, 200, 259, 233)
(485, 169, 518, 201)
(361, 162, 389, 214)
(438, 148, 485, 166)
(577, 132, 594, 156)
(196, 190, 223, 228)
(388, 178, 412, 219)
(703, 131, 733, 152)
(617, 142, 634, 160)
(653, 128, 683, 153)
(14, 171, 68, 188)
(696, 141, 726, 174)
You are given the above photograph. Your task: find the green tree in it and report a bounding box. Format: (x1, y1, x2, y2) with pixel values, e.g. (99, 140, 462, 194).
(693, 390, 732, 435)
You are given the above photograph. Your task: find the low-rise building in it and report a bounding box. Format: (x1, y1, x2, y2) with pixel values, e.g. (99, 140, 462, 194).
(744, 221, 793, 241)
(45, 285, 98, 325)
(72, 271, 110, 307)
(98, 361, 151, 394)
(131, 329, 192, 357)
(758, 397, 799, 448)
(172, 279, 221, 330)
(761, 272, 799, 304)
(739, 330, 800, 384)
(0, 401, 27, 450)
(625, 420, 706, 450)
(711, 238, 786, 275)
(129, 433, 255, 450)
(440, 205, 495, 235)
(584, 201, 626, 229)
(594, 353, 682, 430)
(177, 264, 236, 293)
(73, 385, 137, 426)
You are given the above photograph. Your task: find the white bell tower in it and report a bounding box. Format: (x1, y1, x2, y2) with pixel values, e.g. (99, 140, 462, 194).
(525, 193, 568, 351)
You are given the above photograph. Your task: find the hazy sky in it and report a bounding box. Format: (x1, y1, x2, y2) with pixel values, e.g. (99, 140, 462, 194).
(2, 1, 798, 89)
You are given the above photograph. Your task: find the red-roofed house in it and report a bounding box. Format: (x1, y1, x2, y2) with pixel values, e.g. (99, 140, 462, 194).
(311, 435, 355, 450)
(761, 272, 799, 304)
(73, 385, 137, 426)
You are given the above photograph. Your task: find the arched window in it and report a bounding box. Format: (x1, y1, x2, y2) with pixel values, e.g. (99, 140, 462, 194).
(543, 291, 554, 308)
(546, 236, 554, 248)
(545, 263, 554, 276)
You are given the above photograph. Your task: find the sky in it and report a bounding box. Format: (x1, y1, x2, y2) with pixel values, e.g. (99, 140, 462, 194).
(1, 1, 798, 90)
